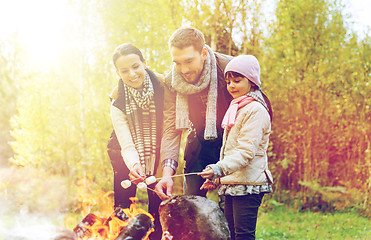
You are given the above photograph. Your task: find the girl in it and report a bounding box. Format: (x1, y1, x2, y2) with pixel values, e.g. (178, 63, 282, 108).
(107, 43, 163, 240)
(199, 55, 274, 240)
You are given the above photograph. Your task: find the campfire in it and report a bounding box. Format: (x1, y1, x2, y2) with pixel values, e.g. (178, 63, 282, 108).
(73, 197, 154, 240)
(67, 174, 231, 240)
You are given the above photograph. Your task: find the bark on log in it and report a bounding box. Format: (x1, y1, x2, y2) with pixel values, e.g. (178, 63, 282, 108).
(159, 195, 231, 240)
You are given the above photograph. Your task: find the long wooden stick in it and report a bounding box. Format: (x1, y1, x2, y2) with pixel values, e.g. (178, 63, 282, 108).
(128, 172, 202, 182)
(157, 172, 201, 180)
(145, 187, 162, 195)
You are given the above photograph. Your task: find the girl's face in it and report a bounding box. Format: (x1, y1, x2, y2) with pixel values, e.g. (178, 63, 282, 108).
(115, 54, 147, 89)
(225, 75, 252, 99)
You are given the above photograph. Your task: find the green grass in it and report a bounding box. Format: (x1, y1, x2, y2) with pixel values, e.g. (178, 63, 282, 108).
(191, 189, 370, 239)
(256, 206, 370, 240)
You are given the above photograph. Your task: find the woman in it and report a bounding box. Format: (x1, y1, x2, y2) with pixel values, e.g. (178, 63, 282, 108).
(107, 43, 164, 240)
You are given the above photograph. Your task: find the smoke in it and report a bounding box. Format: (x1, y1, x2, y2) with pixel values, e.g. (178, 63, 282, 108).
(0, 199, 75, 240)
(0, 167, 75, 240)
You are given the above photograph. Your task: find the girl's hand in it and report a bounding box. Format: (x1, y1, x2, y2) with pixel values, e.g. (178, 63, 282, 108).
(198, 166, 214, 179)
(129, 163, 146, 185)
(200, 179, 216, 190)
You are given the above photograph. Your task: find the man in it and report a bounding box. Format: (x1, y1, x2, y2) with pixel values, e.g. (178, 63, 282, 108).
(155, 27, 233, 200)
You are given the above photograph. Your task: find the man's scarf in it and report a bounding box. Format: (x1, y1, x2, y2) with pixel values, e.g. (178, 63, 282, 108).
(171, 45, 218, 140)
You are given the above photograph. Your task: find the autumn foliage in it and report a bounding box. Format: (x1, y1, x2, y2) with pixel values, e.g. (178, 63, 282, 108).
(0, 0, 369, 215)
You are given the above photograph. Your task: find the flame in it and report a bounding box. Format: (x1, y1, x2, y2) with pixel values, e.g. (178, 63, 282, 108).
(74, 198, 154, 240)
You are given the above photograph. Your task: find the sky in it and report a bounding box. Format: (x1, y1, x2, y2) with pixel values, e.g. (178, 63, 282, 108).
(0, 0, 369, 68)
(343, 0, 371, 37)
(0, 0, 369, 38)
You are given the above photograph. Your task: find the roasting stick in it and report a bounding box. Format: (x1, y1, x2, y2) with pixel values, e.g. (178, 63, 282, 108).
(145, 186, 163, 195)
(129, 172, 201, 182)
(157, 172, 201, 180)
(121, 172, 203, 189)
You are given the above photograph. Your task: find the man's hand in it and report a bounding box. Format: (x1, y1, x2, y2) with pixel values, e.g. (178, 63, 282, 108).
(198, 166, 214, 179)
(155, 166, 175, 200)
(155, 177, 174, 200)
(129, 163, 145, 185)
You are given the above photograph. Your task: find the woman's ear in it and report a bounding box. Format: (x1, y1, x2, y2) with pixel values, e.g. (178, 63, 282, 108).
(115, 69, 121, 79)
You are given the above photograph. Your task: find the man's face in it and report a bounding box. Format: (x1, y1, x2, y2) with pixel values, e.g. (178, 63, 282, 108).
(170, 45, 208, 84)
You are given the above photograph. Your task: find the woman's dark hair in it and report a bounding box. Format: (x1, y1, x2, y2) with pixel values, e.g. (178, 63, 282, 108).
(113, 43, 144, 68)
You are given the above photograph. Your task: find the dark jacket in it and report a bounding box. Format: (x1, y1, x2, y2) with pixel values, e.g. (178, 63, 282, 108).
(107, 69, 164, 174)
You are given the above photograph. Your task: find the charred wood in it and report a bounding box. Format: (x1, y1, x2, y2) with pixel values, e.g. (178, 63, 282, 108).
(115, 213, 154, 240)
(73, 213, 105, 239)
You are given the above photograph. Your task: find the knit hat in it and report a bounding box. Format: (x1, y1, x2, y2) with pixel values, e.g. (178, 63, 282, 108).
(224, 55, 261, 87)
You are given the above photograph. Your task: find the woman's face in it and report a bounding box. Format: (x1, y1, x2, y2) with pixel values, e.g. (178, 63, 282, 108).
(115, 54, 147, 89)
(225, 75, 252, 99)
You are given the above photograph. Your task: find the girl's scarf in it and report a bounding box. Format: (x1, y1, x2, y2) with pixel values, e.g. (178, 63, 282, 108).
(171, 45, 218, 140)
(222, 90, 269, 130)
(222, 95, 255, 129)
(123, 72, 157, 175)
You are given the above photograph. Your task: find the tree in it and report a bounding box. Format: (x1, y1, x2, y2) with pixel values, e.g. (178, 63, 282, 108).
(0, 35, 23, 167)
(262, 0, 370, 209)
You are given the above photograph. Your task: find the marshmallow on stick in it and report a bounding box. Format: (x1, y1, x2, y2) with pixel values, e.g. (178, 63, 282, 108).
(145, 176, 157, 185)
(121, 180, 132, 189)
(137, 182, 147, 190)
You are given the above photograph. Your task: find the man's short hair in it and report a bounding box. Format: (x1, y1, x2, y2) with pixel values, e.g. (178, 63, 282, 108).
(169, 27, 205, 53)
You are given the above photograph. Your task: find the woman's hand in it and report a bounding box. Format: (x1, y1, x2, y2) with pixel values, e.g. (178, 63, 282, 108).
(198, 166, 214, 179)
(129, 163, 146, 185)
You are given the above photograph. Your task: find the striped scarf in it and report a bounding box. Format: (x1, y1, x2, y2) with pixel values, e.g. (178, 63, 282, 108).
(123, 72, 157, 175)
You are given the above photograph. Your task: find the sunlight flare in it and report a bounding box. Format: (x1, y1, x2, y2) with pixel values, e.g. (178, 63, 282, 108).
(0, 0, 78, 68)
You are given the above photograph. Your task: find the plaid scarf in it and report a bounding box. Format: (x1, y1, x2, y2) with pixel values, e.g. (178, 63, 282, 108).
(171, 45, 218, 140)
(247, 90, 269, 112)
(123, 72, 157, 175)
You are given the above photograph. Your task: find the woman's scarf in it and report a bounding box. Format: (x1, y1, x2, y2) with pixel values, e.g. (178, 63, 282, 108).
(123, 72, 157, 175)
(222, 90, 269, 130)
(171, 45, 218, 140)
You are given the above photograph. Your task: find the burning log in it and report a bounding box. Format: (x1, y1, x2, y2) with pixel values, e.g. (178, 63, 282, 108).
(72, 199, 154, 240)
(115, 214, 154, 240)
(73, 213, 107, 239)
(159, 195, 231, 240)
